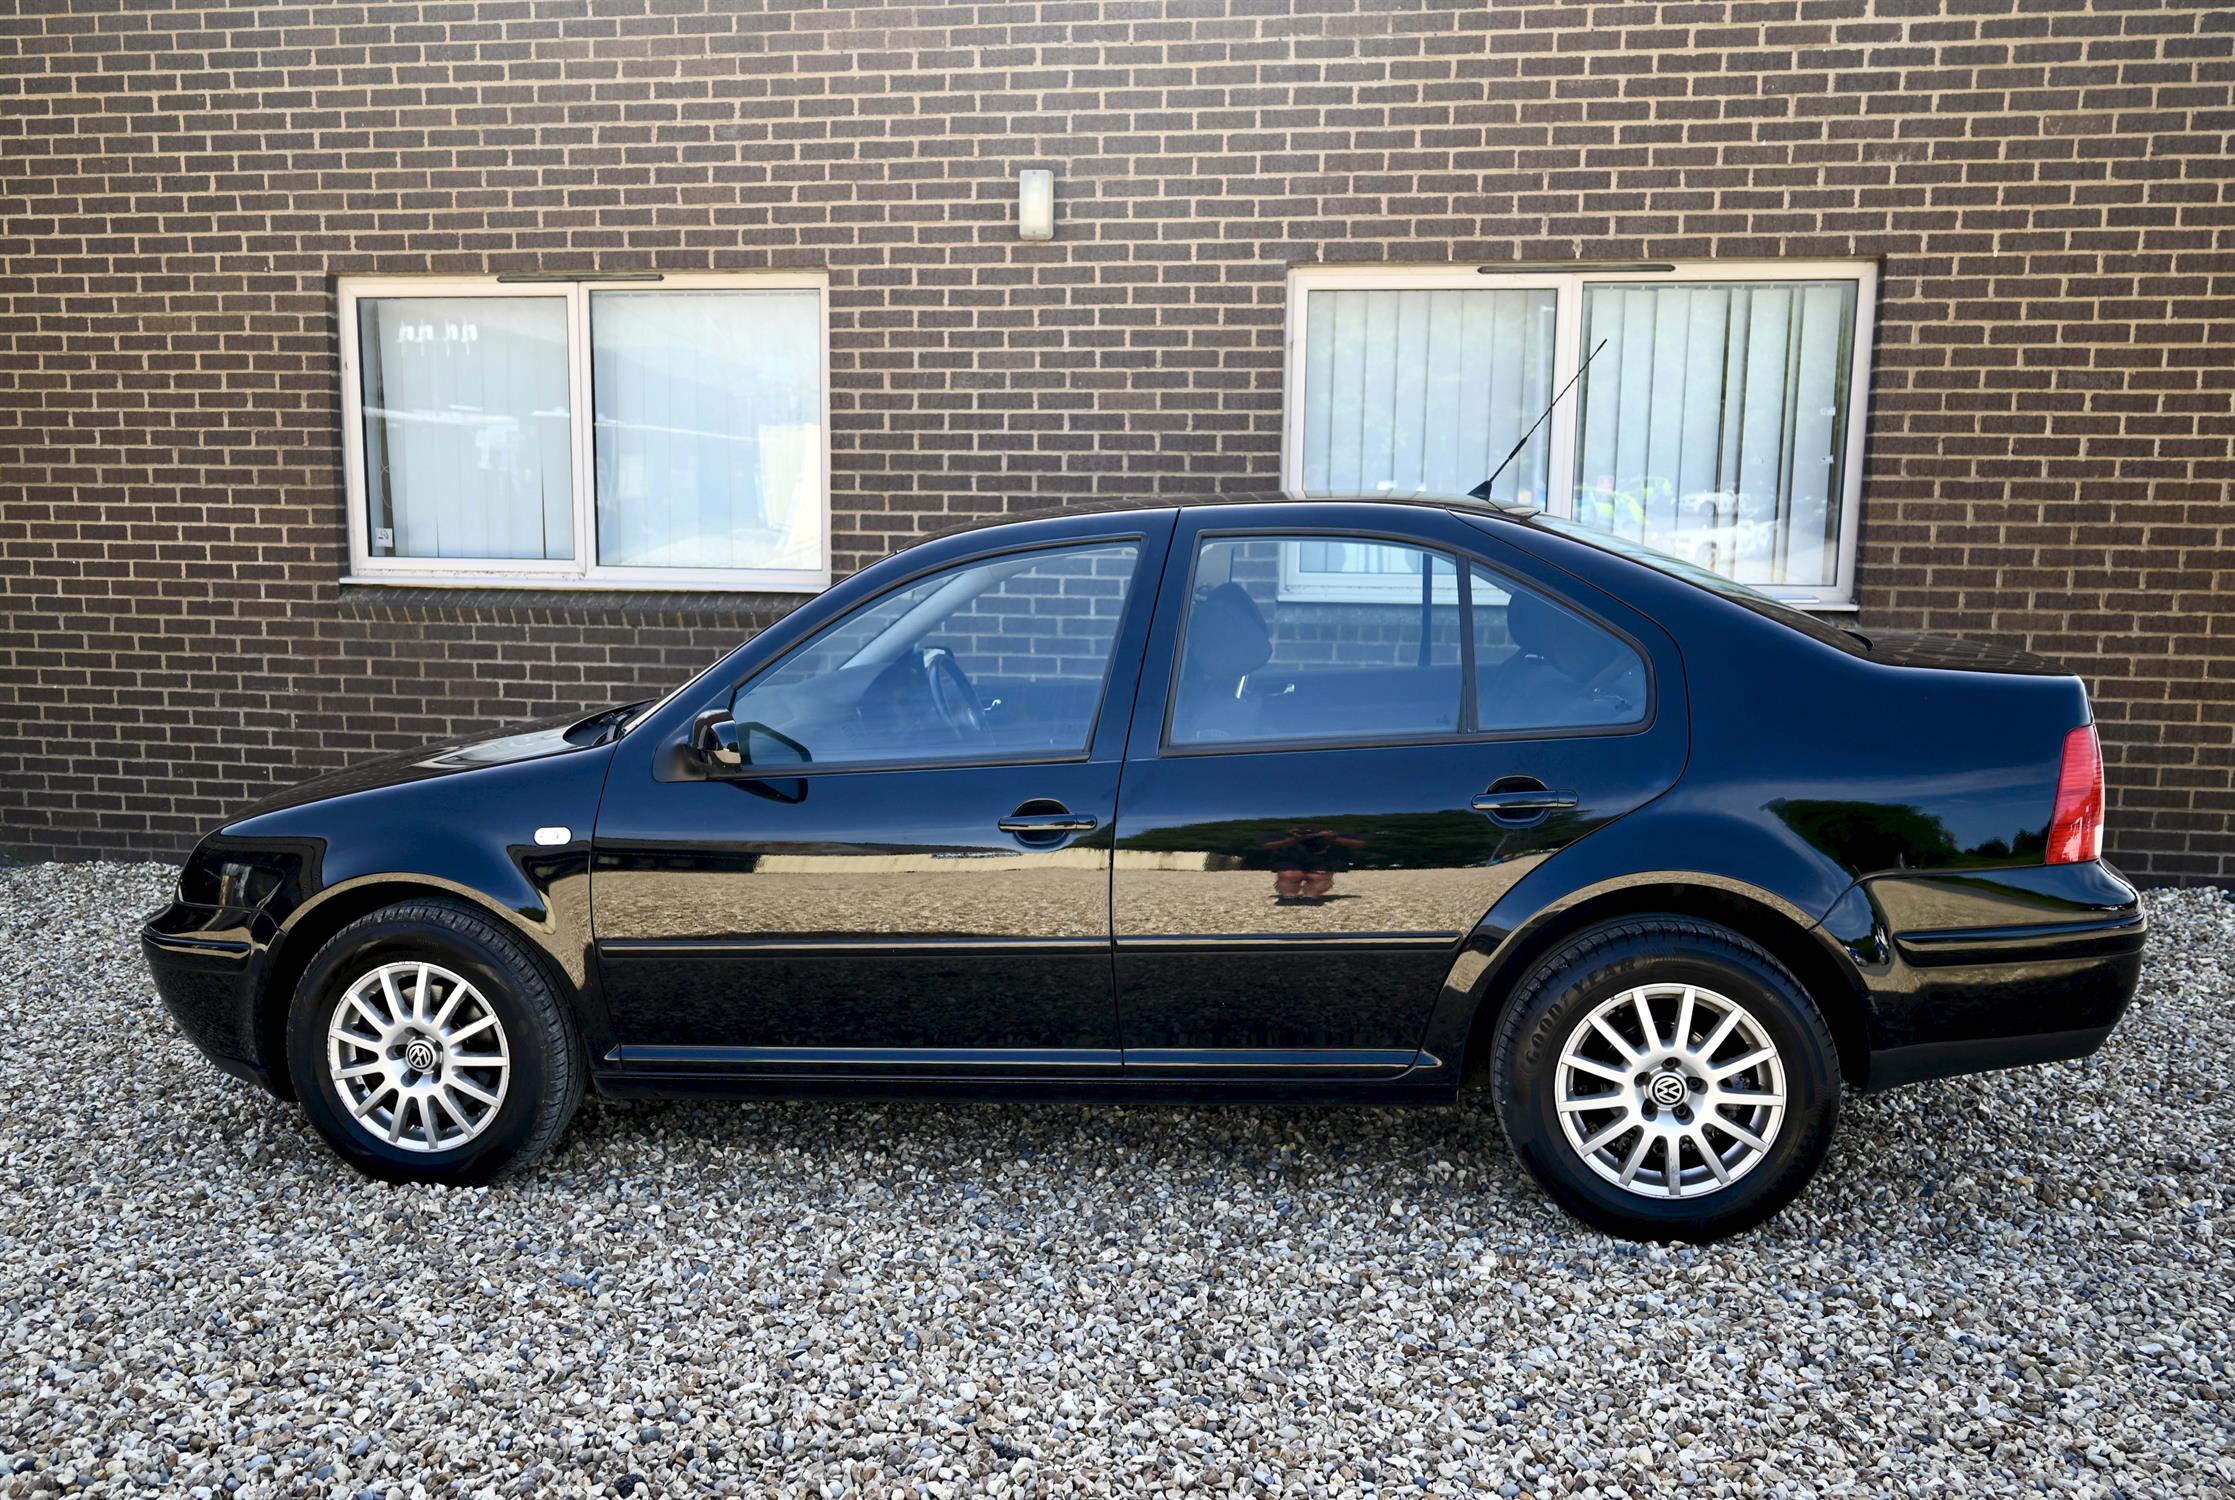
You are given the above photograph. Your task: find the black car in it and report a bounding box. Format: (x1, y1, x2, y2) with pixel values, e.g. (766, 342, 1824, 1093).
(144, 497, 2145, 1239)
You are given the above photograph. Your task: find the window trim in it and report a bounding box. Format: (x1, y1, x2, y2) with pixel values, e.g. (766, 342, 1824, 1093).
(1158, 526, 1655, 758)
(337, 271, 833, 593)
(1280, 260, 1878, 610)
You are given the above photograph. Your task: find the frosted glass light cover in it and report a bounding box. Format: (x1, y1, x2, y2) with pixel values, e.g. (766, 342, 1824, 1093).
(1018, 169, 1055, 241)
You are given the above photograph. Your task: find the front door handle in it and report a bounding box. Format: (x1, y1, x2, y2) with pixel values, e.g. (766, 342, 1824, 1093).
(1471, 789, 1578, 815)
(998, 810, 1099, 835)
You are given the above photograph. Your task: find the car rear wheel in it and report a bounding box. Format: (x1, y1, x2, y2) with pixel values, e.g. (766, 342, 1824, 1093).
(1491, 917, 1840, 1241)
(286, 899, 585, 1184)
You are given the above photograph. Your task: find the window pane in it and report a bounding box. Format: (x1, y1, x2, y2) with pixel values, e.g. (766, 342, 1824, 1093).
(1171, 536, 1459, 747)
(1471, 565, 1647, 731)
(357, 297, 574, 561)
(1298, 287, 1557, 506)
(592, 289, 823, 573)
(734, 543, 1139, 768)
(1572, 280, 1856, 589)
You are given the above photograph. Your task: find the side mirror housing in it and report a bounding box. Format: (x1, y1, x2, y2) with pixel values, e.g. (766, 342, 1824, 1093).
(691, 709, 744, 770)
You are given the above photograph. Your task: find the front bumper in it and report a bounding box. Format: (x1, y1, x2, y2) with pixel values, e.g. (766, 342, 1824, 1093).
(143, 899, 282, 1095)
(1841, 860, 2147, 1090)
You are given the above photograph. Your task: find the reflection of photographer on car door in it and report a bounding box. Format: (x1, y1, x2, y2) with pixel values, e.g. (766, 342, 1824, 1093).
(1261, 825, 1366, 905)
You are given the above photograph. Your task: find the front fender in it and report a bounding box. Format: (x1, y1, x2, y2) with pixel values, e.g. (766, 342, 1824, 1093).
(238, 746, 608, 962)
(221, 745, 614, 1061)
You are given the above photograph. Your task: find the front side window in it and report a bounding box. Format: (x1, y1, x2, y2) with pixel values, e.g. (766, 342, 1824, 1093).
(732, 542, 1141, 769)
(1168, 535, 1645, 750)
(1284, 262, 1875, 607)
(342, 275, 828, 590)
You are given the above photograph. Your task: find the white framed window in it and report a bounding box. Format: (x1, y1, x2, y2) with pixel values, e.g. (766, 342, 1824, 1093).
(338, 272, 831, 591)
(1282, 261, 1878, 609)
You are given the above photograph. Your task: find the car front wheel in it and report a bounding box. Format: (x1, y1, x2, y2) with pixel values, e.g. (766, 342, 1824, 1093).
(286, 899, 585, 1185)
(1491, 916, 1841, 1241)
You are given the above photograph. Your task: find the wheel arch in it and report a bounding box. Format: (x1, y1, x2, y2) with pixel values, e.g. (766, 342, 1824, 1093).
(254, 877, 575, 1102)
(1455, 878, 1869, 1091)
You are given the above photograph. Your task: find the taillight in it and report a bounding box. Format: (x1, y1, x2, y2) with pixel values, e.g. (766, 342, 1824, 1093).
(2046, 724, 2104, 865)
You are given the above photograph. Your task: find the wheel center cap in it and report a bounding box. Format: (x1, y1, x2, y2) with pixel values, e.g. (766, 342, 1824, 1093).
(1648, 1072, 1688, 1108)
(404, 1039, 439, 1073)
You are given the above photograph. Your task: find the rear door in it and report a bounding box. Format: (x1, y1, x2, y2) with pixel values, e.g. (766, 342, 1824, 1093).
(1109, 503, 1688, 1076)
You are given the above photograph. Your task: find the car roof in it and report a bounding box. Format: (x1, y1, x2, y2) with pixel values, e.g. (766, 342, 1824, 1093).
(923, 487, 1540, 543)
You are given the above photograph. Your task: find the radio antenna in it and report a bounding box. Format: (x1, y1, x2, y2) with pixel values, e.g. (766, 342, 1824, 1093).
(1466, 337, 1608, 503)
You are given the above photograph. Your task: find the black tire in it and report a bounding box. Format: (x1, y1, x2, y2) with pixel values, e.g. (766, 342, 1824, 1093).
(286, 899, 585, 1185)
(1491, 917, 1840, 1241)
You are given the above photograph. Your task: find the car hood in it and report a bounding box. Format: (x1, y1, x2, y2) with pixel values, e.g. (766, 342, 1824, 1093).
(225, 705, 630, 821)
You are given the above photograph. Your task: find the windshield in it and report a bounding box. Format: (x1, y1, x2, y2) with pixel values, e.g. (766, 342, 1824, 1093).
(1522, 513, 1866, 652)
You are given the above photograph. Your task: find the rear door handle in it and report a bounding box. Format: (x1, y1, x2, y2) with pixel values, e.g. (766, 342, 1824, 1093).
(1471, 789, 1578, 814)
(998, 812, 1100, 835)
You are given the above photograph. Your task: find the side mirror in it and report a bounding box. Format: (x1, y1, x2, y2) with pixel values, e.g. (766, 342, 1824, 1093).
(691, 709, 810, 774)
(691, 709, 744, 769)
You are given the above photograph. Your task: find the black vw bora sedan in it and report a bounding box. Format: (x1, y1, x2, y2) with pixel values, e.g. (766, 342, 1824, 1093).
(145, 497, 2145, 1239)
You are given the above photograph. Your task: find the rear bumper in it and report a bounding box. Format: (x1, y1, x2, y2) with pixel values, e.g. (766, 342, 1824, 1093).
(143, 899, 282, 1096)
(1839, 861, 2146, 1090)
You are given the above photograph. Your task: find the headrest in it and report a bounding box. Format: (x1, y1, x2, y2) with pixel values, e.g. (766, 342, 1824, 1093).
(1506, 592, 1619, 682)
(1184, 581, 1273, 682)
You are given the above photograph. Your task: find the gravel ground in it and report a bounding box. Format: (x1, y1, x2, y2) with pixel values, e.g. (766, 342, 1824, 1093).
(1, 861, 2228, 1498)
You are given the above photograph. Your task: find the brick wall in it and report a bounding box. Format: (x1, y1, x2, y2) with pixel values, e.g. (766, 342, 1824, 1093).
(1, 1, 2229, 880)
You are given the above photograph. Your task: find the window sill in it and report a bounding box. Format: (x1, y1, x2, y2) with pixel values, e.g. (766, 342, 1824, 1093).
(341, 572, 827, 594)
(336, 580, 811, 618)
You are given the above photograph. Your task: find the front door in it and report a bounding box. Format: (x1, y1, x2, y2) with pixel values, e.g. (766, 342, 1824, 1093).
(592, 524, 1169, 1074)
(1110, 506, 1687, 1074)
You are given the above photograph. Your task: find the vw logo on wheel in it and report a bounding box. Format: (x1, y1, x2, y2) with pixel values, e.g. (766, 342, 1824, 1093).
(1648, 1073, 1688, 1108)
(404, 1039, 439, 1073)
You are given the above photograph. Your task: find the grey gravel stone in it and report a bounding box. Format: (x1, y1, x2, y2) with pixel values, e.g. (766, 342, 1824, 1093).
(1, 861, 2229, 1497)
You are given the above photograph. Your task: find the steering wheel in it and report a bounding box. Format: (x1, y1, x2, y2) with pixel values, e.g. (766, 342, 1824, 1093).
(920, 647, 986, 740)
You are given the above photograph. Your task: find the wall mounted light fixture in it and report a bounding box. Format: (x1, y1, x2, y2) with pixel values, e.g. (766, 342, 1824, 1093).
(1018, 170, 1055, 241)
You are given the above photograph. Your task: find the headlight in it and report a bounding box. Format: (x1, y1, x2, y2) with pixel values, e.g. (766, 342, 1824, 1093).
(179, 844, 294, 909)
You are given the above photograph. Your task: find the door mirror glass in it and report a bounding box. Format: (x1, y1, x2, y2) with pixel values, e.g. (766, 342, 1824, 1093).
(729, 541, 1141, 769)
(738, 721, 811, 767)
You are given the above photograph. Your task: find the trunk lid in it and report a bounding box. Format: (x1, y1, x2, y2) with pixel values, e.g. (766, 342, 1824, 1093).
(1848, 628, 2065, 677)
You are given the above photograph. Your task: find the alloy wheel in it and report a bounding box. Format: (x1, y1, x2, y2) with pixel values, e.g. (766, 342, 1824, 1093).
(1553, 982, 1787, 1200)
(325, 960, 512, 1153)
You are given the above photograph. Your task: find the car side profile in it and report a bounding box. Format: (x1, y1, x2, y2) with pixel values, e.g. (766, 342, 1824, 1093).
(143, 496, 2146, 1239)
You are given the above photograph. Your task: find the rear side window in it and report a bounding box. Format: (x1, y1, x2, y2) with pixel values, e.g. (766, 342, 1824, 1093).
(1171, 536, 1459, 747)
(1167, 534, 1644, 749)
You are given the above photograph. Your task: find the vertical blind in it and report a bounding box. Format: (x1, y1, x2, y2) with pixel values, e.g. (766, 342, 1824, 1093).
(1574, 281, 1856, 589)
(590, 289, 824, 573)
(357, 297, 575, 560)
(1296, 287, 1557, 506)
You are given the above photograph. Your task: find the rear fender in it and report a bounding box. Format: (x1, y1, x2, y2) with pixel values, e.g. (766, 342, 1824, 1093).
(1419, 811, 1866, 1089)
